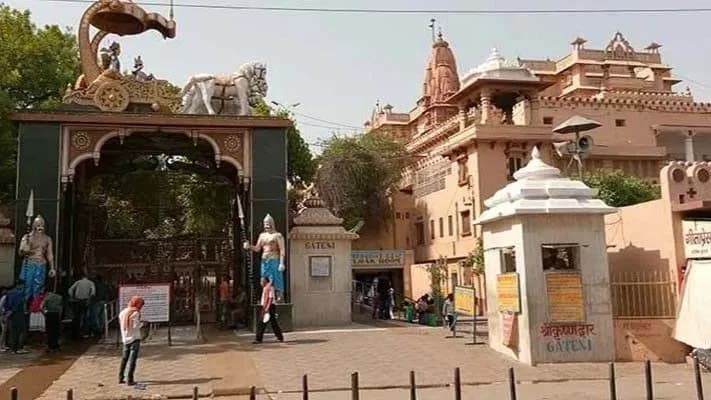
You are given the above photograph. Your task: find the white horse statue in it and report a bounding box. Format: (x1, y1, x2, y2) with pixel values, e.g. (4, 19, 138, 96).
(180, 62, 268, 116)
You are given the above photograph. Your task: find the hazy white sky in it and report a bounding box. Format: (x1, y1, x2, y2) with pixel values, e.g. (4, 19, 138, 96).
(7, 0, 711, 149)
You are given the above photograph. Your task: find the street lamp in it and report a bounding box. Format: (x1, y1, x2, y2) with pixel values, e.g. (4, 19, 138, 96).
(552, 115, 602, 178)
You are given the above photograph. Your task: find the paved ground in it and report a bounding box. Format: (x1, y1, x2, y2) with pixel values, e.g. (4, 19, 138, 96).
(3, 319, 708, 399)
(246, 322, 710, 399)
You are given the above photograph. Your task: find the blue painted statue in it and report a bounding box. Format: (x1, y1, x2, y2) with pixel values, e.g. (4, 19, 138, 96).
(100, 42, 121, 72)
(244, 214, 286, 300)
(18, 215, 55, 298)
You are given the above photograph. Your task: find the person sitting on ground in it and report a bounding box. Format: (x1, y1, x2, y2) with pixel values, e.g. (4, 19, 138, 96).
(416, 293, 431, 325)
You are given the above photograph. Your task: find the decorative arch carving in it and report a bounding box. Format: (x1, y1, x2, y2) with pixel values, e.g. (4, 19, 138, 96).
(62, 126, 247, 184)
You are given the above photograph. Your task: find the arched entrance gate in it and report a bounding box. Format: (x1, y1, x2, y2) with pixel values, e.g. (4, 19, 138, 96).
(11, 111, 290, 323)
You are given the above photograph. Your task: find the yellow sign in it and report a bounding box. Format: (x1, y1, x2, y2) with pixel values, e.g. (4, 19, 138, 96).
(545, 272, 585, 323)
(454, 286, 476, 316)
(496, 273, 521, 313)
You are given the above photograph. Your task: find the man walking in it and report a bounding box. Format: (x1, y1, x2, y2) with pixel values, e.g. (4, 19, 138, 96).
(68, 273, 95, 339)
(118, 296, 144, 385)
(41, 289, 63, 352)
(253, 277, 283, 344)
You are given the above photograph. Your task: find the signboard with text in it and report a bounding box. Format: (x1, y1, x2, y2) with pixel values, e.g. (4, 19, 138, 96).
(545, 272, 585, 323)
(118, 283, 171, 323)
(496, 273, 521, 313)
(682, 220, 711, 258)
(351, 250, 405, 268)
(501, 312, 518, 348)
(454, 286, 476, 316)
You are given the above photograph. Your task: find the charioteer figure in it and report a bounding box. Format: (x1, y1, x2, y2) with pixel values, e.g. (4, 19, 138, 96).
(243, 214, 286, 301)
(18, 215, 55, 298)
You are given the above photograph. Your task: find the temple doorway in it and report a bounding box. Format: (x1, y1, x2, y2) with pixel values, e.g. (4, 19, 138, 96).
(65, 132, 243, 324)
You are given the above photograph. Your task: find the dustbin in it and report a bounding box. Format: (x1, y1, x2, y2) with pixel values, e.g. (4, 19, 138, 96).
(426, 313, 438, 327)
(403, 306, 414, 322)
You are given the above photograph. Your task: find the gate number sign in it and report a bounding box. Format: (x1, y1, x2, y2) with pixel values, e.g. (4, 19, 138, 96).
(119, 284, 171, 323)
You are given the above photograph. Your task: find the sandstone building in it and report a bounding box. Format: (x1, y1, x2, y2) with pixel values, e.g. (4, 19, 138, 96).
(353, 32, 711, 309)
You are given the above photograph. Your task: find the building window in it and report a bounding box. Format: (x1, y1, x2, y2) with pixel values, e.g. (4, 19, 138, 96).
(457, 157, 469, 186)
(395, 212, 402, 219)
(541, 244, 579, 271)
(460, 210, 472, 236)
(430, 219, 435, 240)
(543, 117, 554, 125)
(415, 222, 425, 245)
(615, 119, 626, 127)
(500, 247, 516, 273)
(508, 157, 523, 180)
(439, 217, 444, 238)
(448, 215, 453, 236)
(405, 212, 410, 219)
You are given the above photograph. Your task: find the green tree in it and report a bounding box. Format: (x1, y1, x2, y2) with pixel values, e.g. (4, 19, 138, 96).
(0, 5, 79, 203)
(583, 169, 660, 207)
(463, 237, 485, 275)
(316, 132, 408, 229)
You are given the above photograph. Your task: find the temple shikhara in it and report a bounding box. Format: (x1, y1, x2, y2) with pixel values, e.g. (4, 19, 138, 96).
(355, 31, 711, 314)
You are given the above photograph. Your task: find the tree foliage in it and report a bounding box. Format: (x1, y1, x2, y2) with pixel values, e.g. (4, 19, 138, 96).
(0, 5, 79, 203)
(87, 157, 234, 239)
(316, 132, 408, 229)
(463, 237, 485, 275)
(583, 169, 660, 207)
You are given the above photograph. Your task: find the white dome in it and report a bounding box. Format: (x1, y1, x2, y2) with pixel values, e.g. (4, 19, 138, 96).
(476, 147, 615, 224)
(461, 48, 538, 86)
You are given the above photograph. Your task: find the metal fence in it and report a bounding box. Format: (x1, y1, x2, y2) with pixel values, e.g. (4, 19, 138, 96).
(9, 359, 704, 400)
(610, 269, 677, 318)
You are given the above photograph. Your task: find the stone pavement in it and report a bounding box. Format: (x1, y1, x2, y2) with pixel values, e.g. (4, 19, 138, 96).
(246, 322, 710, 399)
(0, 347, 42, 386)
(26, 321, 711, 400)
(35, 326, 254, 400)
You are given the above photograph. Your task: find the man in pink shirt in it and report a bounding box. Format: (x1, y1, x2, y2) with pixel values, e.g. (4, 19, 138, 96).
(253, 277, 284, 344)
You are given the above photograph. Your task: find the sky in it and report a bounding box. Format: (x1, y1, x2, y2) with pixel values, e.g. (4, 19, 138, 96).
(6, 0, 711, 151)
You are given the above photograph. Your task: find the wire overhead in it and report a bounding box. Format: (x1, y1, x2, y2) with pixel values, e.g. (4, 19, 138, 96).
(39, 0, 711, 15)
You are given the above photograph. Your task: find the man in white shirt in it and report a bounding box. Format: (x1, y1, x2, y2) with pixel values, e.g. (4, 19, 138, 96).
(68, 273, 95, 339)
(253, 277, 284, 344)
(118, 296, 144, 385)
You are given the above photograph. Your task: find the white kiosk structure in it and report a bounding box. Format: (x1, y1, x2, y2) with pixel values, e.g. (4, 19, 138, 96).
(476, 147, 615, 365)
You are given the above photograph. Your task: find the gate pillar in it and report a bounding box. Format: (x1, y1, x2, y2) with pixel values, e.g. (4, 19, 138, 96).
(13, 123, 62, 279)
(289, 195, 358, 328)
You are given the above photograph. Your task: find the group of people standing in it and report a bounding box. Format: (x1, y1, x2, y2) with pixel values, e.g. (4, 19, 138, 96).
(0, 272, 113, 355)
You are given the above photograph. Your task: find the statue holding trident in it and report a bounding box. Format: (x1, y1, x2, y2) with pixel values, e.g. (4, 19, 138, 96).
(18, 215, 55, 299)
(243, 214, 286, 301)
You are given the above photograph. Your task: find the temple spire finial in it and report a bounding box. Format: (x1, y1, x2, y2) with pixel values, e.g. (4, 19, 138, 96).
(428, 18, 436, 43)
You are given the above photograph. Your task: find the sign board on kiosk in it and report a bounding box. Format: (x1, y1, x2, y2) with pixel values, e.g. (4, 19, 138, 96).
(118, 283, 171, 323)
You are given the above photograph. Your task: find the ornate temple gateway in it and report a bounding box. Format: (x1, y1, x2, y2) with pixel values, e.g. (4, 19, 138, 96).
(10, 0, 290, 325)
